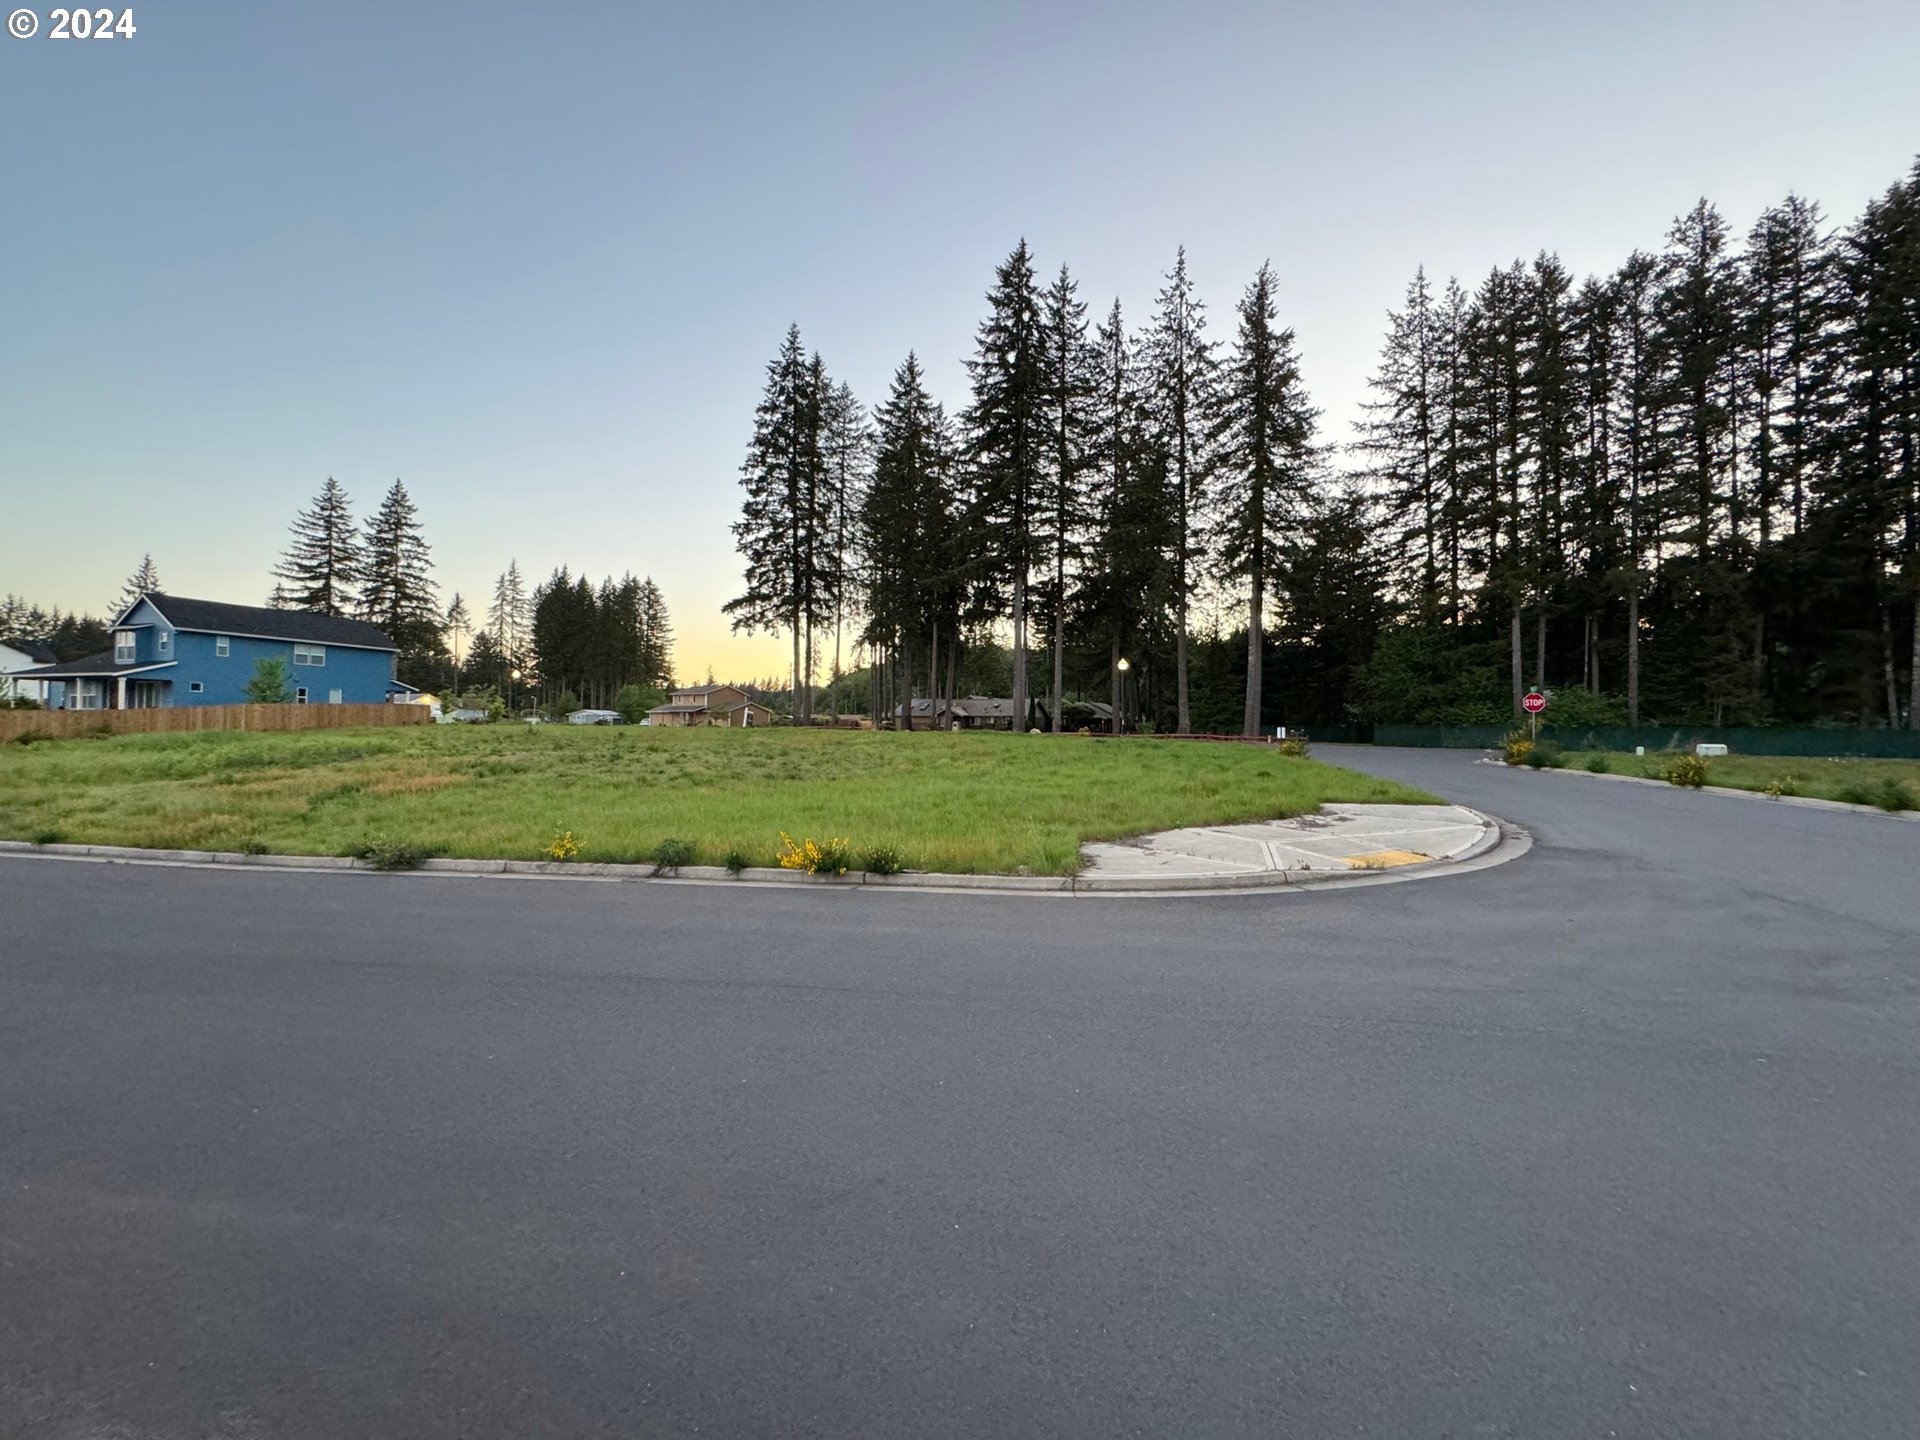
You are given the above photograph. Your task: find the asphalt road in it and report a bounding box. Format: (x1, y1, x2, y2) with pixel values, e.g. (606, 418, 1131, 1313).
(2, 747, 1916, 1439)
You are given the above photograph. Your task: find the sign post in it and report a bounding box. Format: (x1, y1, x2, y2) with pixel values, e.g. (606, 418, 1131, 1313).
(1522, 689, 1547, 741)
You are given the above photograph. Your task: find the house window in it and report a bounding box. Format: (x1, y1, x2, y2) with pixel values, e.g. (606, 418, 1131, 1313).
(328, 688, 343, 705)
(113, 630, 136, 663)
(215, 636, 230, 657)
(72, 680, 103, 711)
(293, 643, 326, 667)
(295, 687, 308, 704)
(189, 682, 204, 694)
(157, 630, 171, 654)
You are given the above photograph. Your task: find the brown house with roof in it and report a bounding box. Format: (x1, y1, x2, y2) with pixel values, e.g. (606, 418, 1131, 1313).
(646, 683, 778, 728)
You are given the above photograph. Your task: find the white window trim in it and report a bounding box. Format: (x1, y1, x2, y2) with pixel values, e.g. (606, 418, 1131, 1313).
(215, 636, 230, 657)
(295, 687, 309, 704)
(113, 631, 136, 664)
(327, 689, 343, 705)
(189, 682, 204, 693)
(157, 631, 171, 654)
(293, 643, 326, 667)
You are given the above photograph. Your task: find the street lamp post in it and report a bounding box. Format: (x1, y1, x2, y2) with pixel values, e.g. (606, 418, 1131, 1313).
(1116, 657, 1131, 735)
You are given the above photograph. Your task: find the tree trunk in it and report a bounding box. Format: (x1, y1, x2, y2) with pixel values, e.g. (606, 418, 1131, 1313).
(1627, 585, 1641, 726)
(928, 624, 939, 732)
(831, 610, 842, 723)
(1111, 639, 1122, 735)
(1910, 595, 1920, 729)
(791, 619, 802, 728)
(1176, 594, 1191, 735)
(1882, 604, 1899, 727)
(1011, 572, 1028, 731)
(1535, 609, 1546, 691)
(1051, 605, 1065, 733)
(945, 643, 957, 733)
(1510, 609, 1524, 716)
(1243, 572, 1264, 738)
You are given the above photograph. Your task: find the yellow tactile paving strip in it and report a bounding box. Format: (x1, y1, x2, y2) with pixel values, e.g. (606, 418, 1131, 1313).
(1341, 849, 1433, 869)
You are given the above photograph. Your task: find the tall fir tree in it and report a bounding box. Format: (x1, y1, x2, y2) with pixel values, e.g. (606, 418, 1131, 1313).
(488, 561, 530, 666)
(1208, 262, 1319, 735)
(963, 241, 1049, 728)
(358, 480, 442, 664)
(116, 554, 162, 615)
(272, 479, 361, 617)
(1356, 267, 1444, 618)
(1141, 246, 1217, 732)
(725, 325, 836, 721)
(1038, 263, 1098, 730)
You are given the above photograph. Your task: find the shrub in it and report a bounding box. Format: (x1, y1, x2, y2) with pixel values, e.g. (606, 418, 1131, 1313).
(1500, 730, 1533, 766)
(1524, 739, 1566, 770)
(544, 829, 581, 862)
(1583, 754, 1613, 774)
(237, 838, 270, 855)
(614, 683, 668, 724)
(8, 729, 48, 745)
(777, 832, 852, 876)
(1663, 754, 1709, 789)
(244, 656, 294, 705)
(722, 844, 751, 876)
(862, 843, 905, 876)
(30, 826, 64, 846)
(1277, 734, 1310, 759)
(1843, 783, 1920, 817)
(347, 837, 432, 870)
(652, 836, 694, 875)
(1762, 776, 1799, 799)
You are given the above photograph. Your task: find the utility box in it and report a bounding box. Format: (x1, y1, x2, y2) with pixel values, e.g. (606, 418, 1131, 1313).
(1695, 743, 1730, 757)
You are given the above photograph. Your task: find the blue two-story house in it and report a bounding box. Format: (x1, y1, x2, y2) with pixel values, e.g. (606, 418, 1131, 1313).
(13, 593, 406, 710)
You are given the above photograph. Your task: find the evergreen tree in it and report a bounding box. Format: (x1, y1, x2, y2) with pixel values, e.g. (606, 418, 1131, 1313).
(488, 561, 530, 665)
(444, 592, 472, 689)
(821, 378, 869, 715)
(636, 577, 674, 688)
(1140, 246, 1217, 732)
(863, 354, 961, 727)
(116, 554, 162, 615)
(1356, 267, 1443, 618)
(1208, 262, 1319, 735)
(359, 479, 442, 664)
(725, 325, 836, 722)
(1038, 263, 1098, 730)
(272, 479, 361, 616)
(963, 241, 1049, 729)
(1078, 300, 1176, 732)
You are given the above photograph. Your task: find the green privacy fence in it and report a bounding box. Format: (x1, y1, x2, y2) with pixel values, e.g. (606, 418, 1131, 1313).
(1373, 724, 1920, 758)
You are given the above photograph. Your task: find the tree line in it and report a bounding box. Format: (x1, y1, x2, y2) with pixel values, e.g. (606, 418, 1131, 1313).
(729, 158, 1920, 733)
(4, 485, 680, 712)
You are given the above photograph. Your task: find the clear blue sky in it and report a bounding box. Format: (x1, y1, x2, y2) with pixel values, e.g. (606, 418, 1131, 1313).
(3, 0, 1915, 676)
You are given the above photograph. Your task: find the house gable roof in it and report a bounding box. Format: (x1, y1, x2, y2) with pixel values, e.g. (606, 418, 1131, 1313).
(132, 594, 398, 651)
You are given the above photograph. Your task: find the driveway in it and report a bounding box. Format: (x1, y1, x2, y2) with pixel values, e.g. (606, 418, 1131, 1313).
(2, 748, 1915, 1438)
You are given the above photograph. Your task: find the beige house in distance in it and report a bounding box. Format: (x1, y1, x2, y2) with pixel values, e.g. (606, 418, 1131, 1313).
(647, 683, 778, 728)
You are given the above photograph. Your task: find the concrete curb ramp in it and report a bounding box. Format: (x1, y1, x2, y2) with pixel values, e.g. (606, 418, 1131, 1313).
(0, 804, 1519, 897)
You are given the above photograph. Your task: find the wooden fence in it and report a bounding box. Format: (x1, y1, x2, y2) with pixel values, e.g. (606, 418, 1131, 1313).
(0, 702, 431, 743)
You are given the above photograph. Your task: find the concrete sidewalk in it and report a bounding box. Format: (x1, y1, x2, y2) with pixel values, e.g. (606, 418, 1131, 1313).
(1079, 803, 1495, 883)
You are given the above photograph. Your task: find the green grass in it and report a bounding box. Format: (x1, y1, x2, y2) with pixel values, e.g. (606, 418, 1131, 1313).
(0, 725, 1436, 875)
(1563, 750, 1920, 811)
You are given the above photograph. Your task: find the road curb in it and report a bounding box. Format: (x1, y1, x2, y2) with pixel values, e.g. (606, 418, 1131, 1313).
(1473, 755, 1920, 821)
(0, 807, 1522, 897)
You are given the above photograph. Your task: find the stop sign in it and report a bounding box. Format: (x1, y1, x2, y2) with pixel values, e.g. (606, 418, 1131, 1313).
(1522, 691, 1547, 714)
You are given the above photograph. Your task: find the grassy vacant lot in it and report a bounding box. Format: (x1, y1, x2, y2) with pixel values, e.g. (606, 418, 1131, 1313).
(1564, 750, 1920, 811)
(0, 725, 1434, 875)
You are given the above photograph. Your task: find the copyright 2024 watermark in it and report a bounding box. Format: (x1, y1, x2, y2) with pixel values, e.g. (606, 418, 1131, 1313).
(9, 7, 138, 40)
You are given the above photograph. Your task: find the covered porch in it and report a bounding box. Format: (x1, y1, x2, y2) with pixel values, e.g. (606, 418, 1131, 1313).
(10, 654, 177, 710)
